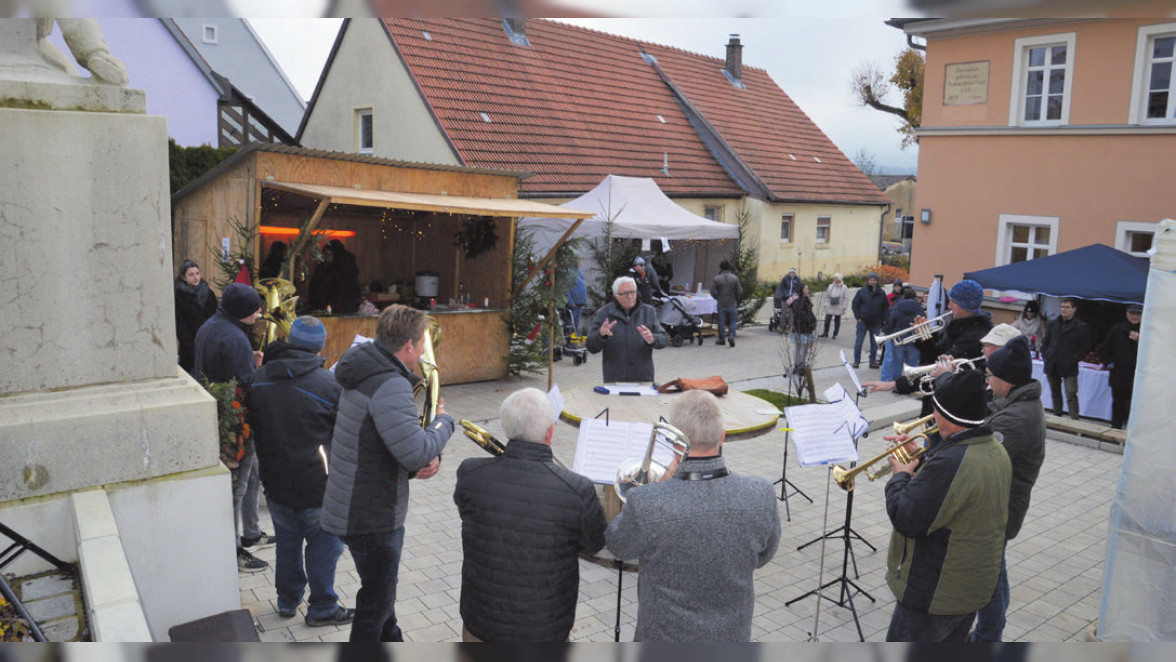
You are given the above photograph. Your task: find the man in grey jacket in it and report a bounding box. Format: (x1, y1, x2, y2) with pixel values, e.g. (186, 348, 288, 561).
(605, 390, 781, 641)
(319, 304, 455, 642)
(587, 276, 669, 382)
(973, 336, 1046, 641)
(711, 260, 743, 347)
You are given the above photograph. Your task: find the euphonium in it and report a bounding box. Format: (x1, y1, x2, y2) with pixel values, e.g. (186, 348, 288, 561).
(614, 422, 691, 502)
(256, 278, 299, 347)
(414, 317, 442, 428)
(830, 414, 937, 491)
(874, 312, 953, 347)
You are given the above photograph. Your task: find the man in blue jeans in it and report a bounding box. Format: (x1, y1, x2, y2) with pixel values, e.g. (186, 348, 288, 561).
(249, 316, 354, 626)
(851, 272, 889, 369)
(320, 305, 454, 641)
(711, 260, 742, 347)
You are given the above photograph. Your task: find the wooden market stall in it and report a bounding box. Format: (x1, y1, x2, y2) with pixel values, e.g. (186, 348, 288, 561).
(172, 144, 591, 384)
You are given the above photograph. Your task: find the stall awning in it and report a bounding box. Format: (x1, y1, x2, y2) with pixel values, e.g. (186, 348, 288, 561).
(263, 180, 593, 219)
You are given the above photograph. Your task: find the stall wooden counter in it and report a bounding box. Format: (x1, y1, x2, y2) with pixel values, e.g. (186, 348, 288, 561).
(319, 307, 509, 385)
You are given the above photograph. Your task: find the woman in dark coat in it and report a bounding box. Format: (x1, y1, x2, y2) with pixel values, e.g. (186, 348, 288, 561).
(790, 283, 818, 375)
(174, 259, 218, 372)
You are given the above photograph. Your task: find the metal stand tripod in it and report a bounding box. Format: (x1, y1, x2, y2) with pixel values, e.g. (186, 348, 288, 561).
(773, 429, 812, 521)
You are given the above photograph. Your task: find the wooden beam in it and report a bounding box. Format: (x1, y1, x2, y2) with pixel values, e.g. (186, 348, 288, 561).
(281, 196, 331, 282)
(515, 218, 584, 295)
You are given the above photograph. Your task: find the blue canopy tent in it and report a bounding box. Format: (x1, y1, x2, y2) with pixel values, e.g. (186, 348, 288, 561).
(963, 244, 1148, 304)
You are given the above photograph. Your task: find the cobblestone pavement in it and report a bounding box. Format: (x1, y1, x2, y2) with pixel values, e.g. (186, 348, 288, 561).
(240, 312, 1121, 643)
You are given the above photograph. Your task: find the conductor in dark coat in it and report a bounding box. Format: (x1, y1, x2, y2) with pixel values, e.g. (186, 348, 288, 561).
(453, 388, 606, 641)
(605, 390, 781, 641)
(586, 276, 669, 382)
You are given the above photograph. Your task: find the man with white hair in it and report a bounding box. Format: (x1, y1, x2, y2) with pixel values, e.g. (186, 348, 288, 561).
(587, 276, 668, 382)
(453, 388, 606, 641)
(605, 390, 781, 641)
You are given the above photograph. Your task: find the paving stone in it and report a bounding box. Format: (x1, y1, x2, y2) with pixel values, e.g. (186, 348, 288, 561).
(23, 594, 76, 623)
(38, 617, 80, 642)
(18, 575, 75, 601)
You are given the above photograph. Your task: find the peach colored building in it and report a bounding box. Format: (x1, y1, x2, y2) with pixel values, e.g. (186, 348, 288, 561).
(891, 18, 1176, 288)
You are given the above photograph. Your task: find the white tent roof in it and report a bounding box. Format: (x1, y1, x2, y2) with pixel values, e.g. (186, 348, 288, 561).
(517, 175, 740, 246)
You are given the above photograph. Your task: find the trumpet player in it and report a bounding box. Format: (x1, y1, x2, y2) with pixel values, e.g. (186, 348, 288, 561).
(320, 305, 455, 642)
(453, 388, 606, 642)
(883, 370, 1011, 642)
(605, 390, 780, 641)
(863, 280, 993, 417)
(972, 336, 1046, 641)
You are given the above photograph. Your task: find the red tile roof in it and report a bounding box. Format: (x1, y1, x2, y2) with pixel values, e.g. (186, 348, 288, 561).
(382, 18, 889, 205)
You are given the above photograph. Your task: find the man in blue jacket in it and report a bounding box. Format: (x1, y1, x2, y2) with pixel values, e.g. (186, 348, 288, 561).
(249, 316, 354, 628)
(851, 271, 889, 369)
(320, 305, 455, 641)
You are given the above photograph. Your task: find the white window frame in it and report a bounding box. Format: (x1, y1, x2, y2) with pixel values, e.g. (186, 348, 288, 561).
(202, 24, 218, 45)
(1128, 22, 1176, 125)
(1115, 220, 1159, 256)
(356, 107, 373, 154)
(1009, 32, 1076, 127)
(780, 213, 793, 243)
(816, 216, 831, 244)
(703, 205, 724, 223)
(995, 214, 1060, 266)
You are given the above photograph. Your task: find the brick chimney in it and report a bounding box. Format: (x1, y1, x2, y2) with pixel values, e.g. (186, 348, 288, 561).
(725, 34, 743, 84)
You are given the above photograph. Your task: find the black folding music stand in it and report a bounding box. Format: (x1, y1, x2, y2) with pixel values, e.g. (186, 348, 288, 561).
(786, 427, 876, 642)
(773, 429, 812, 521)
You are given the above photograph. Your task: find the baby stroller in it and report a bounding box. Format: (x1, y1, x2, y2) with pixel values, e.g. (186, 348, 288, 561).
(767, 296, 792, 334)
(658, 296, 704, 347)
(558, 306, 588, 365)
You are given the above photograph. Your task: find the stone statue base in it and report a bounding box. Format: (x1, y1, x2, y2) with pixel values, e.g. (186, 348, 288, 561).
(0, 76, 144, 113)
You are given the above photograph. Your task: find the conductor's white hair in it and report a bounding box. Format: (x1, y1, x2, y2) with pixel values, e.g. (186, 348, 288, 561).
(500, 388, 556, 443)
(612, 276, 636, 296)
(670, 390, 723, 450)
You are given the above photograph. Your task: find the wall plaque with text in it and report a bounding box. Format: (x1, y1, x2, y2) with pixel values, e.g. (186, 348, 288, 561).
(943, 61, 990, 105)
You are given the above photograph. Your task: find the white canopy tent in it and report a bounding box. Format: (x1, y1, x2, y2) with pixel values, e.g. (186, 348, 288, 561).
(517, 175, 740, 297)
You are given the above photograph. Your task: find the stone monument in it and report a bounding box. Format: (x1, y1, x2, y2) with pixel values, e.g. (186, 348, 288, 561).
(0, 14, 239, 641)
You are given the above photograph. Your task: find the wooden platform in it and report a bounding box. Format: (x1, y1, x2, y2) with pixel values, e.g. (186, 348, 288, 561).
(559, 386, 780, 440)
(1045, 413, 1125, 446)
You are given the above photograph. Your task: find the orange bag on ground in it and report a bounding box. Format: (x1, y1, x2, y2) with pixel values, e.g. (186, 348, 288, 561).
(657, 376, 729, 396)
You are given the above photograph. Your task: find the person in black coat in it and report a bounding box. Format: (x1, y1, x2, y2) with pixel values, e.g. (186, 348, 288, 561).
(1041, 298, 1093, 419)
(309, 240, 362, 314)
(453, 388, 606, 641)
(248, 316, 354, 627)
(1098, 304, 1142, 429)
(851, 271, 890, 368)
(258, 241, 287, 280)
(174, 259, 218, 372)
(628, 256, 664, 305)
(790, 283, 817, 375)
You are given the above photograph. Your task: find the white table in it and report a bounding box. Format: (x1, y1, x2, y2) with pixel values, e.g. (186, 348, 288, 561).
(1031, 360, 1113, 421)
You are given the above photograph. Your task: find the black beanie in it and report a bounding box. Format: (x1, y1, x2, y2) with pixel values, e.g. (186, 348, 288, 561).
(987, 336, 1033, 387)
(222, 283, 262, 319)
(930, 369, 988, 428)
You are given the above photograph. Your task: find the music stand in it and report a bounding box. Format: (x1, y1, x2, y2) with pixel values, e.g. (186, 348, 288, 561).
(773, 428, 812, 521)
(786, 425, 876, 642)
(795, 428, 876, 579)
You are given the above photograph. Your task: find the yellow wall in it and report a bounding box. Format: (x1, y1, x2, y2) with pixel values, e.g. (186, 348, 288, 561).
(758, 201, 886, 282)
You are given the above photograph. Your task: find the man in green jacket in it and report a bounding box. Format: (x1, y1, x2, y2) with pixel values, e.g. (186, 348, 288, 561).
(884, 369, 1012, 642)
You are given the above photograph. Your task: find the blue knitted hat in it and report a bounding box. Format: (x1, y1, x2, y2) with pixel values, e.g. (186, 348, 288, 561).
(288, 316, 327, 352)
(949, 279, 984, 313)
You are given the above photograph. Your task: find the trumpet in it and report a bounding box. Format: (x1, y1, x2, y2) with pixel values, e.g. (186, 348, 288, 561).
(902, 357, 982, 394)
(458, 418, 569, 469)
(874, 312, 953, 347)
(831, 414, 937, 491)
(615, 422, 691, 502)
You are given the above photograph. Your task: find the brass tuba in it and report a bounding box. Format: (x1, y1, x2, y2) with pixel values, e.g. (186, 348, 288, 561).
(256, 278, 300, 347)
(615, 422, 692, 502)
(830, 414, 937, 491)
(414, 316, 442, 428)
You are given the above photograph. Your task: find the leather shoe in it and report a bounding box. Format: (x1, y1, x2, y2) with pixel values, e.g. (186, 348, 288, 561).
(728, 337, 735, 347)
(869, 363, 880, 369)
(715, 338, 724, 345)
(852, 362, 860, 369)
(306, 606, 355, 627)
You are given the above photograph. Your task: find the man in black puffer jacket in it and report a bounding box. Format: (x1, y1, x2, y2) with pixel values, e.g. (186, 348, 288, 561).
(453, 388, 606, 641)
(248, 317, 353, 628)
(320, 305, 455, 642)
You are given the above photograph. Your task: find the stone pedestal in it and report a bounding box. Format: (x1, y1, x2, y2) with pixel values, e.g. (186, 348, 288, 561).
(0, 104, 236, 640)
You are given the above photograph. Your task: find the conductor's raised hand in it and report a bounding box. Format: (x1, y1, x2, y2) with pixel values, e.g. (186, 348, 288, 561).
(600, 318, 618, 337)
(637, 325, 654, 344)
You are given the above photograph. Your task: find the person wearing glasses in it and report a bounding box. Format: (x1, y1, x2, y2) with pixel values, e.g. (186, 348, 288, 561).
(586, 276, 668, 382)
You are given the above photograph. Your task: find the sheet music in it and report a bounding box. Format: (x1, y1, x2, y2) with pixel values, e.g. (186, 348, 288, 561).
(840, 350, 865, 396)
(783, 401, 862, 468)
(595, 384, 660, 396)
(548, 383, 565, 417)
(823, 383, 870, 441)
(572, 419, 672, 484)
